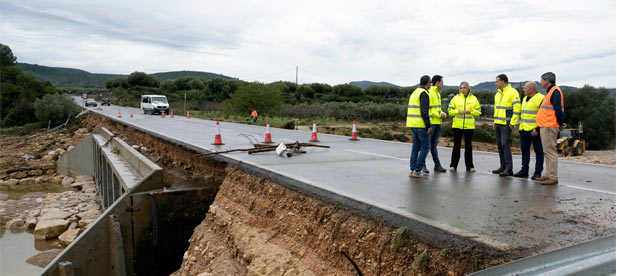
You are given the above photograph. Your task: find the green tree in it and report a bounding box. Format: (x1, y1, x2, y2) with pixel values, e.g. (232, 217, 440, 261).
(127, 71, 160, 88)
(0, 43, 16, 66)
(222, 83, 284, 117)
(564, 86, 615, 149)
(34, 94, 80, 126)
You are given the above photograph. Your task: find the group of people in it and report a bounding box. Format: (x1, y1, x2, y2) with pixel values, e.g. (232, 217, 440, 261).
(408, 72, 565, 185)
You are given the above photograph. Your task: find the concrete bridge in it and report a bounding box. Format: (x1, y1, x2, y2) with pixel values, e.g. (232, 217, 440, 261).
(78, 102, 614, 257)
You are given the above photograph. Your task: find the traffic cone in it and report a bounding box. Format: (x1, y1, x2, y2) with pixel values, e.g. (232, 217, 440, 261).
(309, 120, 319, 142)
(263, 120, 274, 144)
(117, 109, 122, 118)
(212, 121, 225, 145)
(187, 111, 190, 118)
(161, 111, 165, 118)
(349, 120, 359, 141)
(170, 110, 174, 118)
(130, 112, 133, 118)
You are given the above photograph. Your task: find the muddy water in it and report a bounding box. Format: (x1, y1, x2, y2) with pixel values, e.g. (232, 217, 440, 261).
(0, 186, 70, 275)
(0, 228, 64, 275)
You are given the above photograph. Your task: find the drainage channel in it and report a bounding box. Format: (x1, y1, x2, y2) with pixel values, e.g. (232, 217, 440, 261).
(42, 127, 218, 276)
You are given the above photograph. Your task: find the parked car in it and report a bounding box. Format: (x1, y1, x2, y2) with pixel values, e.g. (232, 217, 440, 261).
(85, 99, 98, 107)
(141, 95, 169, 115)
(101, 98, 111, 106)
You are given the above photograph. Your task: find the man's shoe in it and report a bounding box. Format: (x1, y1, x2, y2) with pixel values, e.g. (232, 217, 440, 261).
(541, 178, 558, 185)
(499, 170, 513, 177)
(467, 168, 476, 172)
(535, 175, 548, 181)
(422, 167, 430, 174)
(434, 165, 447, 173)
(531, 173, 542, 181)
(492, 168, 505, 174)
(513, 170, 528, 178)
(408, 171, 415, 177)
(449, 167, 456, 172)
(411, 171, 429, 179)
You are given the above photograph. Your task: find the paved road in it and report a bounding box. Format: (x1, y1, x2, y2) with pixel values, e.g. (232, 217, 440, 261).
(81, 101, 616, 255)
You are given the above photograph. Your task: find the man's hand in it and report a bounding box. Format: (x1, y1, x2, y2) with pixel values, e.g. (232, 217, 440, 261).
(427, 128, 432, 135)
(560, 123, 567, 131)
(509, 124, 514, 130)
(493, 124, 496, 130)
(440, 112, 447, 119)
(531, 129, 538, 136)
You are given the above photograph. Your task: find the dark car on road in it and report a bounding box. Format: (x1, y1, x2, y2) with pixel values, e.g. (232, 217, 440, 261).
(101, 98, 111, 106)
(85, 99, 98, 107)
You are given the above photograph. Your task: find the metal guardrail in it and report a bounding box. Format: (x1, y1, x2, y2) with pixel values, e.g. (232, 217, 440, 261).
(469, 235, 616, 276)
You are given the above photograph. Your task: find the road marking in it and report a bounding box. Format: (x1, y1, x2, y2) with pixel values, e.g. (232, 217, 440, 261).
(348, 149, 616, 195)
(344, 149, 408, 161)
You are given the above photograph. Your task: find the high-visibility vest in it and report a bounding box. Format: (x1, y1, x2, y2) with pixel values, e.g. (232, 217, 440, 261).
(406, 88, 429, 128)
(428, 86, 443, 125)
(448, 93, 481, 130)
(536, 85, 564, 128)
(251, 110, 258, 117)
(519, 93, 545, 131)
(493, 84, 521, 126)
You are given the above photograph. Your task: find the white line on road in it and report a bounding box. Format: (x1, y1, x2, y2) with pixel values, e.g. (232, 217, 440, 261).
(347, 149, 616, 195)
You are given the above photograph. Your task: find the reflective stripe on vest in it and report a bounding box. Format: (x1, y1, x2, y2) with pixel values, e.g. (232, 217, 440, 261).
(536, 86, 564, 128)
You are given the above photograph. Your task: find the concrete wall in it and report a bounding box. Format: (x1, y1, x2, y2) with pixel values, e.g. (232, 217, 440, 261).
(56, 135, 94, 177)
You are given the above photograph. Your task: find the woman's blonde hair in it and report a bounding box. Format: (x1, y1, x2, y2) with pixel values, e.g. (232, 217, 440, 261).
(459, 81, 471, 92)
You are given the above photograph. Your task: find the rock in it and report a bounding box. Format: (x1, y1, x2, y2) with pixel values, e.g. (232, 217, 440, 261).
(0, 193, 7, 200)
(40, 210, 72, 221)
(58, 228, 82, 245)
(10, 171, 28, 179)
(364, 232, 376, 241)
(26, 217, 38, 229)
(18, 178, 36, 186)
(78, 218, 96, 228)
(50, 175, 65, 185)
(34, 219, 70, 240)
(74, 175, 94, 182)
(61, 176, 75, 188)
(76, 209, 101, 220)
(45, 169, 55, 175)
(42, 164, 55, 170)
(68, 222, 78, 229)
(0, 173, 8, 180)
(29, 169, 44, 176)
(25, 249, 63, 268)
(67, 146, 74, 152)
(197, 272, 213, 276)
(139, 146, 148, 153)
(6, 218, 25, 229)
(132, 145, 140, 150)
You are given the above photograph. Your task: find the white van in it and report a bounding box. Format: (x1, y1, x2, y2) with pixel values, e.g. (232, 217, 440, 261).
(141, 95, 169, 115)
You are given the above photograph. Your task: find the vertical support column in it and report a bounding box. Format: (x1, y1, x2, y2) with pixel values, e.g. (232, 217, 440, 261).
(108, 215, 127, 276)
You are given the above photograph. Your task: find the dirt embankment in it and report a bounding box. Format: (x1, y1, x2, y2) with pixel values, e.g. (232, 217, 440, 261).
(82, 113, 513, 275)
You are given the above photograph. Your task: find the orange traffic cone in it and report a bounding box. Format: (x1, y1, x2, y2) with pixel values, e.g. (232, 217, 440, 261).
(161, 111, 165, 118)
(349, 120, 359, 141)
(117, 109, 122, 118)
(170, 110, 174, 118)
(263, 120, 274, 144)
(130, 112, 133, 118)
(212, 121, 225, 145)
(309, 120, 319, 142)
(187, 111, 190, 118)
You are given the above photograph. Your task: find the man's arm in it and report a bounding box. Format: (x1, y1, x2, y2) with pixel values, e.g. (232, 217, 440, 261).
(551, 91, 564, 127)
(420, 93, 431, 128)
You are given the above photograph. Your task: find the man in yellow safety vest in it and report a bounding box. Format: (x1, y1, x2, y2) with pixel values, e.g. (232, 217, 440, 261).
(421, 75, 448, 173)
(491, 74, 521, 177)
(513, 81, 544, 180)
(407, 75, 433, 178)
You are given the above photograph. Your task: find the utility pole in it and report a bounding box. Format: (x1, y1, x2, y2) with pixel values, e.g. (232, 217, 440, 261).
(295, 66, 298, 87)
(184, 92, 186, 115)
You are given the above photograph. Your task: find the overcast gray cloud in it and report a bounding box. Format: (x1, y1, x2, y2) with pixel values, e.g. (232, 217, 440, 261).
(1, 0, 615, 87)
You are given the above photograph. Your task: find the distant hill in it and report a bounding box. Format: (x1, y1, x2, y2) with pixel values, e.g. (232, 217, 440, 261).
(349, 81, 400, 89)
(18, 63, 234, 89)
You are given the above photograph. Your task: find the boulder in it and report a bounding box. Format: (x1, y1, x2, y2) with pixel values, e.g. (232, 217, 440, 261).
(40, 210, 72, 221)
(18, 178, 36, 186)
(26, 217, 38, 229)
(58, 228, 82, 246)
(76, 209, 101, 220)
(49, 175, 65, 185)
(61, 176, 75, 188)
(29, 169, 44, 176)
(0, 173, 8, 180)
(74, 175, 94, 182)
(10, 171, 28, 179)
(26, 249, 63, 268)
(78, 218, 96, 229)
(34, 219, 70, 240)
(6, 218, 25, 229)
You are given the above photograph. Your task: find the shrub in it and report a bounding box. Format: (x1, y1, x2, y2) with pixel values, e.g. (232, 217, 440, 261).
(34, 94, 80, 126)
(222, 83, 284, 117)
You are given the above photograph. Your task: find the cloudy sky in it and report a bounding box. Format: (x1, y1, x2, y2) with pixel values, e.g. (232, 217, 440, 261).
(1, 0, 615, 87)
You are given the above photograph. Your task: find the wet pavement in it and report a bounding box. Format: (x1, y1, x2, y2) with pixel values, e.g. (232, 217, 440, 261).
(82, 102, 616, 255)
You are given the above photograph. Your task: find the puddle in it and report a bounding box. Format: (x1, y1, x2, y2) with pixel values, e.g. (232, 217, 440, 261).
(0, 228, 65, 276)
